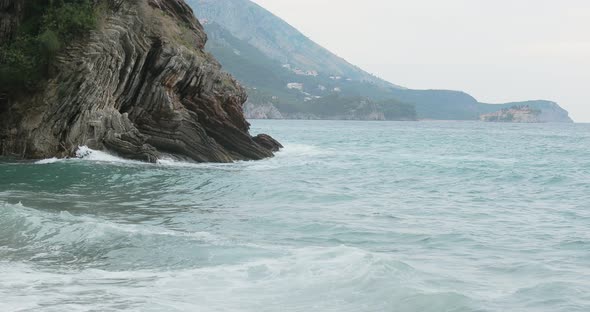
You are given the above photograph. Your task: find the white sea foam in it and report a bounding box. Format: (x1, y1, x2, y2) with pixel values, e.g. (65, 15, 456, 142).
(34, 157, 64, 164)
(75, 146, 239, 169)
(3, 201, 222, 245)
(4, 121, 590, 312)
(75, 145, 147, 165)
(154, 144, 328, 169)
(155, 157, 181, 166)
(155, 157, 245, 172)
(157, 157, 218, 168)
(34, 146, 143, 165)
(0, 245, 424, 312)
(75, 146, 206, 167)
(232, 143, 332, 171)
(276, 143, 331, 158)
(33, 144, 325, 169)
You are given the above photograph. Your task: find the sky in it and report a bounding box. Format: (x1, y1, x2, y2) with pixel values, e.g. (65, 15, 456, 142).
(251, 0, 590, 122)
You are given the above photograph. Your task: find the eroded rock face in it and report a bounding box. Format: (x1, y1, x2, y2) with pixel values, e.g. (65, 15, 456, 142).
(0, 0, 281, 162)
(243, 102, 284, 120)
(479, 101, 572, 123)
(0, 0, 24, 43)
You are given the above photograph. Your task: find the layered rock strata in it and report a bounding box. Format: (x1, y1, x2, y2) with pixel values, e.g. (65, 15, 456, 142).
(0, 0, 281, 162)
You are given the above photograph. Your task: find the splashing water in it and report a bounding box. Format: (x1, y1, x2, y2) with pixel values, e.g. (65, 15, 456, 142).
(2, 120, 590, 312)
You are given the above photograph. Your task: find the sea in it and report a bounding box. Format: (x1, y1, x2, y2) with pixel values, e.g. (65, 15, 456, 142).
(1, 120, 589, 312)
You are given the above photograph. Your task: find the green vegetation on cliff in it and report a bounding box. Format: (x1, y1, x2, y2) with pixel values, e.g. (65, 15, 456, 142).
(0, 0, 98, 89)
(297, 95, 416, 120)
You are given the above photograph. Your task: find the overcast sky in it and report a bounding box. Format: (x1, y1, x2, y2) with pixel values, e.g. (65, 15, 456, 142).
(251, 0, 589, 122)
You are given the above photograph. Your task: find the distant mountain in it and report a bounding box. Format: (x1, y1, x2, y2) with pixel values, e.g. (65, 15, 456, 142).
(478, 100, 572, 123)
(188, 0, 573, 122)
(190, 0, 402, 89)
(202, 22, 415, 120)
(389, 90, 572, 122)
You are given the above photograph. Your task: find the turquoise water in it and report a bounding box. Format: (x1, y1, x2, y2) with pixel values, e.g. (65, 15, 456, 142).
(1, 120, 590, 311)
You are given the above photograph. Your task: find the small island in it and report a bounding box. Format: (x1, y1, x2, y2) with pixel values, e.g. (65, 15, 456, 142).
(480, 105, 543, 123)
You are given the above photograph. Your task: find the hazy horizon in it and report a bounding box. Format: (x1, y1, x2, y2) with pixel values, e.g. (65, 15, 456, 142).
(251, 0, 589, 122)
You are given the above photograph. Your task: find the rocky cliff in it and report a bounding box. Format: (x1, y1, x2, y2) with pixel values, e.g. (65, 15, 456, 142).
(0, 0, 23, 43)
(0, 0, 281, 162)
(243, 99, 416, 121)
(477, 101, 572, 123)
(243, 102, 284, 119)
(480, 105, 542, 123)
(479, 102, 573, 123)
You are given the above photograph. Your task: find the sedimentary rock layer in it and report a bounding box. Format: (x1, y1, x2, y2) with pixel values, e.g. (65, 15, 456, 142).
(0, 0, 281, 162)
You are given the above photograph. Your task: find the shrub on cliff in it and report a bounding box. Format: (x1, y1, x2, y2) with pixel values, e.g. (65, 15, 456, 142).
(0, 0, 97, 90)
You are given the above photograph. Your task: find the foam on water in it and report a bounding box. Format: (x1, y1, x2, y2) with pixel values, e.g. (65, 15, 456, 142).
(75, 146, 148, 165)
(156, 143, 330, 170)
(34, 157, 64, 164)
(2, 121, 590, 312)
(34, 146, 223, 168)
(0, 201, 228, 273)
(0, 245, 474, 312)
(0, 201, 220, 244)
(33, 143, 329, 171)
(34, 146, 144, 166)
(276, 143, 331, 157)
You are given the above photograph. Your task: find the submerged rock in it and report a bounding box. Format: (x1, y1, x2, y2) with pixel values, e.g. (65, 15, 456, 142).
(0, 0, 281, 162)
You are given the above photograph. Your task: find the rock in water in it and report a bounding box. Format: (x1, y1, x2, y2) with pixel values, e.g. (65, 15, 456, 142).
(0, 0, 281, 162)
